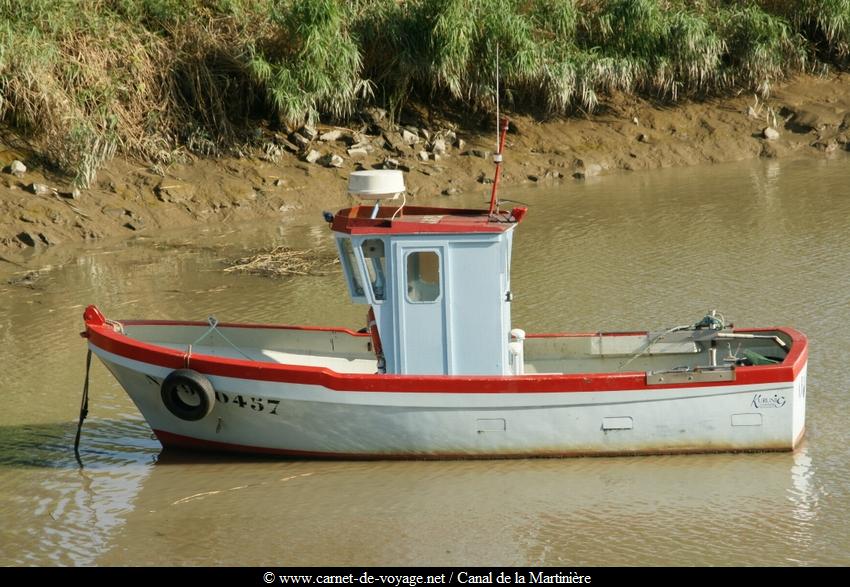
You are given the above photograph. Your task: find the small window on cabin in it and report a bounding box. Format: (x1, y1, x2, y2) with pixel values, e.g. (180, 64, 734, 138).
(339, 238, 365, 297)
(361, 239, 387, 301)
(406, 251, 440, 303)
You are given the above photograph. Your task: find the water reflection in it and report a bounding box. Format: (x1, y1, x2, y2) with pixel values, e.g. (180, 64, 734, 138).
(90, 451, 823, 566)
(0, 419, 157, 565)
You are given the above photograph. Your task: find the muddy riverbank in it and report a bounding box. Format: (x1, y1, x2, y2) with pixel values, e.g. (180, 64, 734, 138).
(2, 72, 850, 260)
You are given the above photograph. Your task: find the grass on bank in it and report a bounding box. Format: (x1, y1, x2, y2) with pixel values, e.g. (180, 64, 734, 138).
(1, 0, 849, 187)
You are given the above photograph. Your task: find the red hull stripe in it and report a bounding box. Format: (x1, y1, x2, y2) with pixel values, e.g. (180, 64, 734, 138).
(84, 307, 808, 394)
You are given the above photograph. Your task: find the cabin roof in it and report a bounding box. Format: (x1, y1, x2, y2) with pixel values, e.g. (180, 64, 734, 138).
(331, 205, 527, 236)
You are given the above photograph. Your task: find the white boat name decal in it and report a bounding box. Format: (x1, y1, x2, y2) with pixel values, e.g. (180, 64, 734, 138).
(751, 393, 786, 408)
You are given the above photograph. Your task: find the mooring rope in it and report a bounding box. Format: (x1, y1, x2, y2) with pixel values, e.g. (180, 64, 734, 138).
(189, 316, 253, 361)
(74, 349, 92, 468)
(617, 324, 692, 372)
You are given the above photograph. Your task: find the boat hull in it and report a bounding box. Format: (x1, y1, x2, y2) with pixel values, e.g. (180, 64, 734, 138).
(92, 345, 808, 458)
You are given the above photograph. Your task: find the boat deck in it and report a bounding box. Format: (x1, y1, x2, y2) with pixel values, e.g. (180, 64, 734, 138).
(124, 323, 792, 376)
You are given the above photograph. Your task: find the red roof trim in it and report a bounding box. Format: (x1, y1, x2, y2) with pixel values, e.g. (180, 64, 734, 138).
(331, 205, 525, 235)
(84, 307, 807, 394)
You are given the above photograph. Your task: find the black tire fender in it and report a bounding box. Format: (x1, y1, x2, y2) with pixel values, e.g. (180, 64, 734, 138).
(160, 369, 215, 422)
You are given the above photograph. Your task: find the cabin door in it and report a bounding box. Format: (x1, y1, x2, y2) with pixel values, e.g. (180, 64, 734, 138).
(395, 245, 448, 375)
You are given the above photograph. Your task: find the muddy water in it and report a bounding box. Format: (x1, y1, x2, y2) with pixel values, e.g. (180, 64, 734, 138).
(1, 156, 849, 566)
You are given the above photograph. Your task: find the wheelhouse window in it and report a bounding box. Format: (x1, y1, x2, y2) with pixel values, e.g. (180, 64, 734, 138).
(361, 239, 387, 301)
(406, 251, 440, 302)
(338, 237, 365, 297)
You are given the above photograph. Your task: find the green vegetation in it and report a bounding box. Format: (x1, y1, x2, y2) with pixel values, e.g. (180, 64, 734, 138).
(1, 0, 848, 185)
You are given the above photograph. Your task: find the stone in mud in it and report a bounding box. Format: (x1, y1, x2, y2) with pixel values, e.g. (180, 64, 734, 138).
(637, 133, 651, 143)
(470, 149, 490, 159)
(402, 129, 419, 145)
(344, 132, 367, 146)
(365, 107, 387, 126)
(347, 147, 369, 158)
(27, 183, 55, 196)
(16, 232, 37, 247)
(291, 132, 311, 150)
(572, 159, 601, 178)
(299, 125, 318, 140)
(107, 179, 123, 194)
(383, 132, 404, 151)
(455, 138, 466, 151)
(430, 138, 447, 155)
(349, 140, 372, 152)
(38, 232, 59, 246)
(383, 157, 399, 170)
(789, 109, 826, 132)
(103, 207, 127, 218)
(762, 127, 780, 140)
(811, 139, 838, 153)
(304, 149, 322, 164)
(319, 153, 344, 168)
(417, 151, 429, 161)
(277, 137, 300, 153)
(8, 160, 26, 177)
(442, 187, 459, 196)
(320, 129, 344, 142)
(155, 182, 189, 203)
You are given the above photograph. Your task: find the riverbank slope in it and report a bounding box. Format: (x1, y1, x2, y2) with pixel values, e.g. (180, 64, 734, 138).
(2, 72, 850, 260)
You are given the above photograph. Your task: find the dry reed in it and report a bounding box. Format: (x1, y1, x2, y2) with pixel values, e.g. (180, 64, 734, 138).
(224, 246, 338, 278)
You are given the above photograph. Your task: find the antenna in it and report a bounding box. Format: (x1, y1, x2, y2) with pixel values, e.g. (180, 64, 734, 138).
(487, 44, 508, 217)
(495, 43, 500, 155)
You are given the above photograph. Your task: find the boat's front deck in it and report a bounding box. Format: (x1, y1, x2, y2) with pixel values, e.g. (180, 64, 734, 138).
(158, 343, 379, 374)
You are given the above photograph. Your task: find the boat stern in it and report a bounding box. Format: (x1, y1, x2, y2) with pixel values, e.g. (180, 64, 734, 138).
(792, 362, 808, 448)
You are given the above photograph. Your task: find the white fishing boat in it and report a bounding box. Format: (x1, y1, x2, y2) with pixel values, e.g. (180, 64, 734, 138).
(81, 121, 808, 459)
